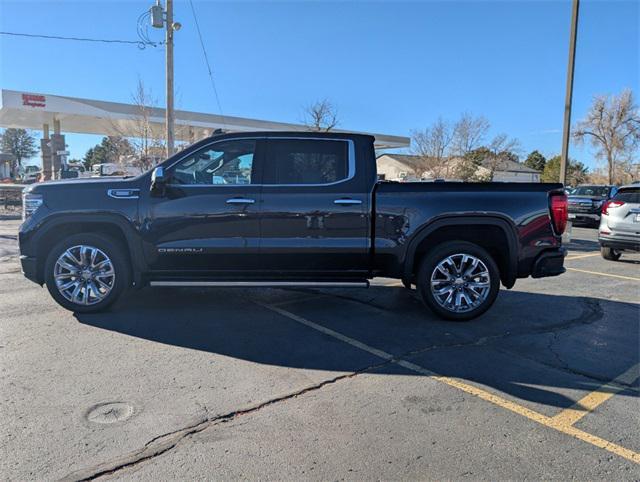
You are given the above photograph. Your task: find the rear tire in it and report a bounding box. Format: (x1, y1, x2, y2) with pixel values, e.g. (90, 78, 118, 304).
(44, 233, 131, 313)
(600, 246, 621, 261)
(417, 241, 500, 321)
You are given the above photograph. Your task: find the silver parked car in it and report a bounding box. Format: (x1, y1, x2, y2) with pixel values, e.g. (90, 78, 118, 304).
(599, 185, 640, 260)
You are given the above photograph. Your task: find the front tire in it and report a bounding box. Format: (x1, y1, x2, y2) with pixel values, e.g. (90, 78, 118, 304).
(417, 241, 500, 321)
(44, 233, 131, 313)
(600, 246, 621, 261)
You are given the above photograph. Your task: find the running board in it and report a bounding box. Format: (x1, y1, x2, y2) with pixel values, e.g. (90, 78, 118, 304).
(149, 280, 369, 288)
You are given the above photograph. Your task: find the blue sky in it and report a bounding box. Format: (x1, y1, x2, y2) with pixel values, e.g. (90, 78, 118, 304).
(0, 0, 638, 170)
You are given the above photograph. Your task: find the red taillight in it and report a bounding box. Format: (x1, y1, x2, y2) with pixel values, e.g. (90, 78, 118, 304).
(550, 192, 568, 235)
(602, 200, 625, 215)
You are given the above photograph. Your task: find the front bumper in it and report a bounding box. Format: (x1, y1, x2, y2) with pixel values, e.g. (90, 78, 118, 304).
(531, 248, 567, 278)
(20, 255, 40, 284)
(568, 212, 600, 223)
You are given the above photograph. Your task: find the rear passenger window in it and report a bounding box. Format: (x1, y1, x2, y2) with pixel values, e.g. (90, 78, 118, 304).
(265, 139, 349, 185)
(613, 188, 640, 203)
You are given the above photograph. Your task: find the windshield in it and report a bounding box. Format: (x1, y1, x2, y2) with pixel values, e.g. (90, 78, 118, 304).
(571, 186, 609, 197)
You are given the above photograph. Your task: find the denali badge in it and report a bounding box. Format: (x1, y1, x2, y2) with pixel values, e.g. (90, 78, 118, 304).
(158, 248, 204, 254)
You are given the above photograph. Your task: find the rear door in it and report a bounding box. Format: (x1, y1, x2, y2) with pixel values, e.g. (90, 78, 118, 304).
(258, 137, 370, 278)
(607, 187, 640, 234)
(143, 138, 264, 273)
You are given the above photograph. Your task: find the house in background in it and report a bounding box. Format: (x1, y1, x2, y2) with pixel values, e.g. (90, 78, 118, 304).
(376, 153, 541, 182)
(376, 153, 424, 181)
(488, 159, 541, 182)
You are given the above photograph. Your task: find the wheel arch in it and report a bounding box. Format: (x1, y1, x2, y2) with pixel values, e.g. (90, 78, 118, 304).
(31, 213, 143, 286)
(404, 215, 519, 288)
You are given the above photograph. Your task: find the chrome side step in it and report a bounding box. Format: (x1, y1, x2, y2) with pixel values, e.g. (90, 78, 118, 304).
(149, 280, 369, 288)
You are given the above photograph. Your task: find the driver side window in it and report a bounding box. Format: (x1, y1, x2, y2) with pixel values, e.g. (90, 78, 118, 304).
(171, 139, 256, 185)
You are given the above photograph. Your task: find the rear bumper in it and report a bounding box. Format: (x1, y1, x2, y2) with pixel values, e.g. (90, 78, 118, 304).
(531, 248, 567, 278)
(19, 255, 40, 285)
(599, 235, 640, 252)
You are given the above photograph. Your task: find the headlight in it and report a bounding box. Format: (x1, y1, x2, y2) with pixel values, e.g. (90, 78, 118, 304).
(22, 193, 43, 220)
(593, 200, 604, 208)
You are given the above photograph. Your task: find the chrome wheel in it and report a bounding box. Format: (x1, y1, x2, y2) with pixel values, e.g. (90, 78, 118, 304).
(430, 253, 491, 313)
(53, 245, 115, 306)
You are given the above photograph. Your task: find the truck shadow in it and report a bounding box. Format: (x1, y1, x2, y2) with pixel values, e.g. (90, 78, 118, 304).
(565, 237, 600, 253)
(75, 285, 639, 412)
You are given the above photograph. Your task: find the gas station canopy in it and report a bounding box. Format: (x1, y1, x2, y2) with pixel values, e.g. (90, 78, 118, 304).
(0, 89, 409, 149)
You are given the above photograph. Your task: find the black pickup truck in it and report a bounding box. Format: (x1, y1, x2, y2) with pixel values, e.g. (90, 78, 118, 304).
(19, 132, 568, 320)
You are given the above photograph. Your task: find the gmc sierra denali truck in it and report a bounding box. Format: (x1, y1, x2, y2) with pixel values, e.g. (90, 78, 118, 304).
(19, 132, 568, 320)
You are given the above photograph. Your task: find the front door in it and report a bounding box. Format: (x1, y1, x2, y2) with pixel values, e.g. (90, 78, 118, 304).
(258, 137, 370, 279)
(143, 138, 263, 275)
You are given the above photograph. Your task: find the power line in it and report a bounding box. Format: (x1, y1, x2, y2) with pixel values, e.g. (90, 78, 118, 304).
(188, 0, 227, 128)
(0, 31, 161, 49)
(136, 11, 157, 46)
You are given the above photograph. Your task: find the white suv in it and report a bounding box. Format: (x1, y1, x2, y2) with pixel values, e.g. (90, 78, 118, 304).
(599, 185, 640, 261)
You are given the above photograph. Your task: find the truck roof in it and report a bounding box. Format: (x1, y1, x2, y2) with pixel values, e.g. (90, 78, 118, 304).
(204, 131, 375, 142)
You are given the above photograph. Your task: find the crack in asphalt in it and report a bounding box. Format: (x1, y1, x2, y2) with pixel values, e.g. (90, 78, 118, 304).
(546, 331, 569, 369)
(60, 362, 391, 481)
(62, 295, 616, 480)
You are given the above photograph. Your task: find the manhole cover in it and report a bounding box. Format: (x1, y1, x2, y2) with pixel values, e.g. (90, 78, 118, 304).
(86, 402, 134, 424)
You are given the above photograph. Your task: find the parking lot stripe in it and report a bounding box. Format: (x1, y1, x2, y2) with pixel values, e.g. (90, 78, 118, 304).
(550, 363, 639, 427)
(565, 253, 601, 261)
(259, 302, 640, 465)
(566, 267, 640, 282)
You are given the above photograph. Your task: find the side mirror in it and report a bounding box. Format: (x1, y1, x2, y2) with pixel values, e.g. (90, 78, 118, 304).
(151, 166, 166, 195)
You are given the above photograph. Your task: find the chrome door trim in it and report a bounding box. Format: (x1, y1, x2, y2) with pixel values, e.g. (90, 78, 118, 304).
(165, 137, 356, 188)
(150, 280, 369, 288)
(334, 199, 363, 205)
(226, 198, 256, 204)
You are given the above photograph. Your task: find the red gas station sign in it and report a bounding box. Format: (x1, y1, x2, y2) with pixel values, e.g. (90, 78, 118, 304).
(22, 93, 46, 108)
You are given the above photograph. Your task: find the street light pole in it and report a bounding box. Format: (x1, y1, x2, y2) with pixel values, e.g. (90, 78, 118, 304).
(165, 0, 175, 157)
(560, 0, 579, 185)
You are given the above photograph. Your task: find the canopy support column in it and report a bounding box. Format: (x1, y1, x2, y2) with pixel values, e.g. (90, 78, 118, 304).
(41, 123, 52, 181)
(50, 118, 65, 180)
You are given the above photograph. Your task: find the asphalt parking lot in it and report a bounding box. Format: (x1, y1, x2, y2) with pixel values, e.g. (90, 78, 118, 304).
(1, 218, 638, 480)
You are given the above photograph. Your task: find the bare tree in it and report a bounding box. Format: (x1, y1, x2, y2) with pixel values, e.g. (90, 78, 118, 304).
(303, 99, 339, 132)
(451, 112, 490, 156)
(573, 89, 640, 184)
(481, 133, 521, 181)
(488, 133, 521, 156)
(109, 79, 168, 169)
(411, 118, 454, 178)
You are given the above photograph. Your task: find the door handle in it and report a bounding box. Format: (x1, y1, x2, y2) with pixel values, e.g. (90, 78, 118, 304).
(334, 198, 362, 205)
(226, 198, 255, 204)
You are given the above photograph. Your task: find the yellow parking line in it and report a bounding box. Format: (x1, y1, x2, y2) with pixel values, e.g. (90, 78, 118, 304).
(259, 302, 640, 465)
(567, 267, 640, 282)
(551, 364, 639, 427)
(551, 390, 617, 427)
(565, 253, 601, 261)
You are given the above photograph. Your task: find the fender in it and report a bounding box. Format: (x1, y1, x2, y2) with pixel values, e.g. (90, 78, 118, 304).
(403, 214, 519, 288)
(29, 212, 146, 286)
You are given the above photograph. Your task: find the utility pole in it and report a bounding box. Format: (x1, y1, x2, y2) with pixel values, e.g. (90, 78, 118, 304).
(560, 0, 579, 185)
(165, 0, 175, 157)
(150, 0, 180, 157)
